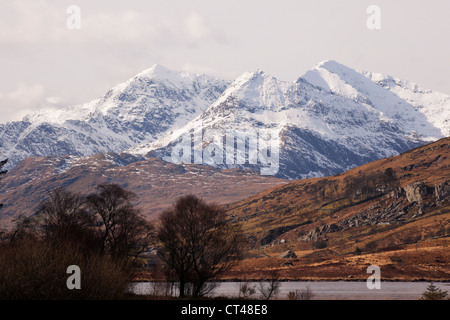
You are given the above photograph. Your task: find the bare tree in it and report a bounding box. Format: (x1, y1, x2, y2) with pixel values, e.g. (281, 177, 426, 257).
(8, 214, 38, 243)
(0, 184, 151, 299)
(157, 195, 246, 298)
(299, 286, 314, 300)
(238, 281, 257, 299)
(37, 187, 96, 248)
(86, 183, 153, 259)
(258, 270, 281, 300)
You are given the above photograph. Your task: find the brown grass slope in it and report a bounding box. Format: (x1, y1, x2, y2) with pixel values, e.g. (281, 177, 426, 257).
(223, 137, 450, 281)
(0, 154, 287, 229)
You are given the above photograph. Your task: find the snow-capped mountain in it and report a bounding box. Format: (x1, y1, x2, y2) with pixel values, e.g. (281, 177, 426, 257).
(131, 60, 450, 179)
(302, 60, 450, 138)
(0, 65, 229, 169)
(1, 60, 449, 180)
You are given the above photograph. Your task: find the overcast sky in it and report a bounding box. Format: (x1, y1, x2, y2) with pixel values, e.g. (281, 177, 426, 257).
(1, 0, 449, 123)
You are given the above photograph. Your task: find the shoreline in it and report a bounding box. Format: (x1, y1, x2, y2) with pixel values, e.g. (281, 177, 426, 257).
(131, 278, 450, 283)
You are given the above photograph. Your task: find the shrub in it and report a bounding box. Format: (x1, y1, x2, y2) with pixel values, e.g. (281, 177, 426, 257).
(238, 282, 257, 299)
(0, 184, 153, 300)
(312, 239, 328, 250)
(0, 238, 130, 299)
(287, 286, 314, 300)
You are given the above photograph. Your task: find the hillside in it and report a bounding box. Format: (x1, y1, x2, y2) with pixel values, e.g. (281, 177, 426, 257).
(220, 137, 450, 281)
(0, 153, 286, 229)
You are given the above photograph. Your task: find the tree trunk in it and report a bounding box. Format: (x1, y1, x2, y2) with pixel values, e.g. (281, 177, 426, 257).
(179, 276, 186, 298)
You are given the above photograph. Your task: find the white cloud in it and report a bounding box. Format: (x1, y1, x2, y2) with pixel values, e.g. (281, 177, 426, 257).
(180, 63, 220, 76)
(183, 11, 227, 45)
(0, 84, 65, 122)
(0, 1, 65, 45)
(76, 9, 227, 47)
(0, 2, 233, 123)
(0, 0, 448, 125)
(0, 84, 45, 108)
(0, 2, 227, 48)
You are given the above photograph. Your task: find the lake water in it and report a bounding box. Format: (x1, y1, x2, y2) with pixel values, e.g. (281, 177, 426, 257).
(129, 281, 450, 300)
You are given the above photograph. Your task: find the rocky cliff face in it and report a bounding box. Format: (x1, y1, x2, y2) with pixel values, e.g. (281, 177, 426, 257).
(301, 179, 449, 244)
(435, 182, 450, 202)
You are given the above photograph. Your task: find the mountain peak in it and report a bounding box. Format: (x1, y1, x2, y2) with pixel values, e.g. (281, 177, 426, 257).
(296, 60, 352, 88)
(232, 69, 278, 86)
(215, 69, 284, 106)
(134, 64, 178, 80)
(313, 60, 355, 75)
(131, 64, 228, 90)
(316, 59, 345, 68)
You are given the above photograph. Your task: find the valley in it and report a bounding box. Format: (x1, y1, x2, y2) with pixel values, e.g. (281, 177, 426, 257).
(1, 62, 449, 283)
(0, 153, 287, 229)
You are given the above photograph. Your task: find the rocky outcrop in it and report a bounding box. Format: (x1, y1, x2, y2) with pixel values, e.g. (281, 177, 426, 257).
(434, 182, 450, 202)
(302, 224, 341, 242)
(337, 181, 448, 231)
(339, 199, 417, 230)
(278, 250, 297, 259)
(299, 180, 448, 238)
(260, 224, 302, 246)
(386, 187, 405, 200)
(403, 182, 429, 204)
(392, 181, 449, 205)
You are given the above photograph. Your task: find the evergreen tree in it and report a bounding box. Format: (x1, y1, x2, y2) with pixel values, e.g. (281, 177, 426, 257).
(420, 282, 448, 300)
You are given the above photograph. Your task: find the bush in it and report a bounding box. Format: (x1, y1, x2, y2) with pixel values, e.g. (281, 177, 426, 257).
(287, 286, 314, 300)
(0, 184, 153, 300)
(238, 282, 257, 299)
(312, 239, 328, 250)
(0, 238, 130, 300)
(363, 240, 379, 252)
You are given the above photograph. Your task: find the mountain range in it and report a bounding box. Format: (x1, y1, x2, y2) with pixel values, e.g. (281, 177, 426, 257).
(1, 60, 448, 281)
(1, 60, 449, 181)
(0, 65, 228, 171)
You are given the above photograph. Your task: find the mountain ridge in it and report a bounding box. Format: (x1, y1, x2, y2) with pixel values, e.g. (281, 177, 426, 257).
(0, 65, 229, 170)
(1, 61, 449, 180)
(133, 61, 449, 179)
